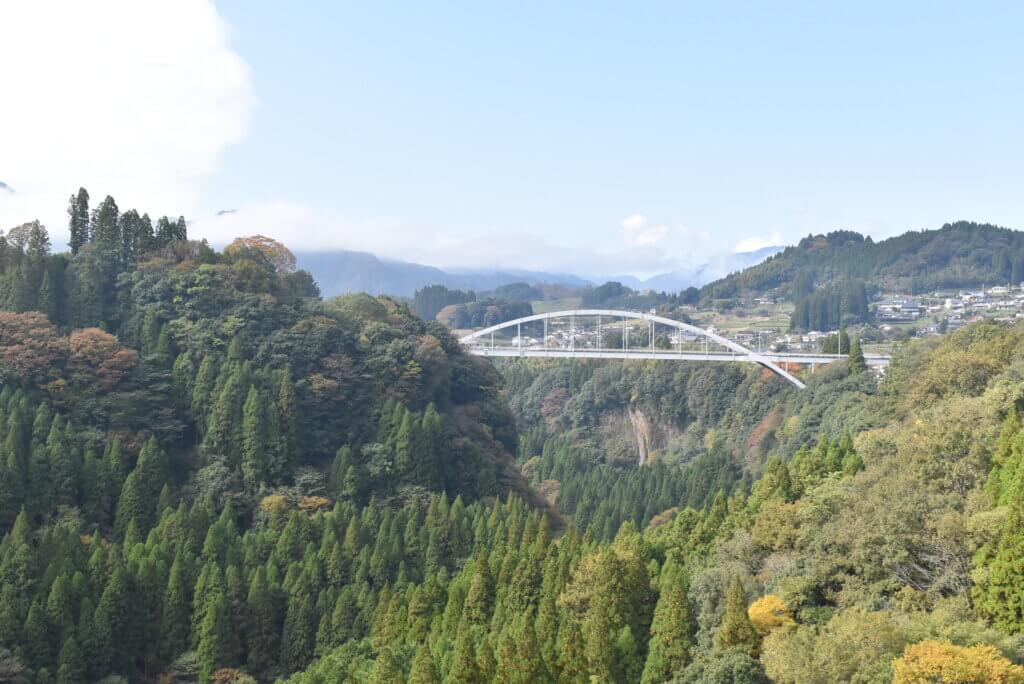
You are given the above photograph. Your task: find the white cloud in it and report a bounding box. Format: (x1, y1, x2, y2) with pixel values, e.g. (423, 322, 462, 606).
(193, 203, 742, 282)
(0, 0, 253, 240)
(621, 214, 669, 248)
(734, 230, 784, 253)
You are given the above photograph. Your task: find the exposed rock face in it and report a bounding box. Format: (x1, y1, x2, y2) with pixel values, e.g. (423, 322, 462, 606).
(628, 407, 654, 465)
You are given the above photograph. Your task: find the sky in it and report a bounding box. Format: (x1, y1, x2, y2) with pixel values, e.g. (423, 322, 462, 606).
(1, 1, 1023, 278)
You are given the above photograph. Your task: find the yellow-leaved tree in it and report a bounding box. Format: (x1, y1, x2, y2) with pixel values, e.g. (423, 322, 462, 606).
(748, 594, 795, 636)
(892, 640, 1024, 684)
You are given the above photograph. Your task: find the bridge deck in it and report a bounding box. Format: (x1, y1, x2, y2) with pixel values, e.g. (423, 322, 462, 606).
(465, 346, 891, 367)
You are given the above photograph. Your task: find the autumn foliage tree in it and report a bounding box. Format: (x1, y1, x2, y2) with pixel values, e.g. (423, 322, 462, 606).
(892, 641, 1024, 684)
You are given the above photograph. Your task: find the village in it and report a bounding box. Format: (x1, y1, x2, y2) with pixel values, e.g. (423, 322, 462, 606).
(736, 283, 1024, 354)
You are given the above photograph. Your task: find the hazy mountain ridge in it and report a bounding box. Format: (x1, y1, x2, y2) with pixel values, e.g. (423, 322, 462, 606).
(298, 245, 784, 298)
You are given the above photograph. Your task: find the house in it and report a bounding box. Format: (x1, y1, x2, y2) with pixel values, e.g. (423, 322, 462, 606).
(875, 298, 923, 320)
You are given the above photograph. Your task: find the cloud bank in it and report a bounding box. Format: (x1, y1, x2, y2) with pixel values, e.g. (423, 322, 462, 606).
(191, 204, 781, 279)
(0, 0, 253, 240)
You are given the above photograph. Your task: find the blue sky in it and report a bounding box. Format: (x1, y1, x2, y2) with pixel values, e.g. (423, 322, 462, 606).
(2, 2, 1023, 277)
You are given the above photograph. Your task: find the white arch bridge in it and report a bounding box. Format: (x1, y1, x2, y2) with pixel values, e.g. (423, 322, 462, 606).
(458, 309, 891, 390)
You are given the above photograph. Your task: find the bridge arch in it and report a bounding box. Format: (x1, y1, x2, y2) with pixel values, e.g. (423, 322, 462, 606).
(458, 309, 807, 389)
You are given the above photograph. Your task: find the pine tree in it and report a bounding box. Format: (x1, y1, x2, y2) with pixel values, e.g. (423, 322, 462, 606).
(974, 496, 1024, 632)
(641, 561, 694, 683)
(56, 635, 85, 684)
(848, 336, 867, 373)
(394, 410, 420, 483)
(241, 386, 270, 491)
(246, 567, 279, 678)
(113, 472, 144, 541)
(91, 196, 120, 258)
(23, 601, 51, 669)
(714, 575, 760, 657)
(204, 366, 247, 463)
(67, 188, 90, 255)
(409, 642, 441, 684)
(275, 369, 298, 477)
(554, 619, 587, 684)
(461, 553, 493, 627)
(281, 592, 316, 672)
(160, 553, 192, 663)
(494, 612, 552, 683)
(47, 417, 78, 507)
(39, 266, 59, 323)
(93, 565, 129, 676)
(445, 628, 482, 684)
(191, 356, 219, 429)
(114, 437, 167, 536)
(419, 403, 443, 489)
(196, 593, 234, 684)
(371, 647, 406, 684)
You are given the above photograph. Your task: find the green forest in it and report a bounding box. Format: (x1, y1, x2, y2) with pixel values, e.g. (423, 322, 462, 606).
(3, 193, 1024, 683)
(702, 222, 1024, 302)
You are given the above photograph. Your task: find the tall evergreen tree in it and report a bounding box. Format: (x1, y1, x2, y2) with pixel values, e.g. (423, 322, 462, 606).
(67, 188, 90, 255)
(241, 386, 270, 491)
(196, 593, 234, 684)
(281, 592, 316, 673)
(847, 336, 867, 373)
(641, 561, 694, 683)
(714, 576, 759, 657)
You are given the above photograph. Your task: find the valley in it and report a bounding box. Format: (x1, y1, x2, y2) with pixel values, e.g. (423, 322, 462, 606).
(0, 194, 1023, 683)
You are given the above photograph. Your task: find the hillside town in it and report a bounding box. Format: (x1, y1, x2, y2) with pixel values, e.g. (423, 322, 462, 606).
(736, 284, 1024, 354)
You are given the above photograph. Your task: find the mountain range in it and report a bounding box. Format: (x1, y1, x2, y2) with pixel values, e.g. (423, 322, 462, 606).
(296, 245, 783, 297)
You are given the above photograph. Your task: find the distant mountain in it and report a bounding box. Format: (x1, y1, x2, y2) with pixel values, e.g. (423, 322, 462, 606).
(701, 221, 1024, 300)
(297, 245, 785, 298)
(604, 245, 784, 292)
(0, 181, 13, 194)
(296, 249, 589, 297)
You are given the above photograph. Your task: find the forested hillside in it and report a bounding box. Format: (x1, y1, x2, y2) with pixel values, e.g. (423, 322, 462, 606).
(702, 222, 1024, 302)
(4, 191, 1024, 684)
(292, 320, 1024, 683)
(0, 190, 542, 683)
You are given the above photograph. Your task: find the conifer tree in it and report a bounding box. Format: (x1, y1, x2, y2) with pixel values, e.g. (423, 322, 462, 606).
(848, 336, 867, 373)
(409, 643, 441, 684)
(204, 366, 247, 462)
(196, 593, 234, 684)
(714, 576, 760, 657)
(641, 560, 694, 683)
(67, 188, 90, 255)
(161, 553, 191, 663)
(419, 403, 443, 489)
(191, 356, 219, 430)
(246, 566, 279, 678)
(56, 635, 85, 684)
(91, 196, 121, 267)
(495, 612, 552, 683)
(113, 472, 144, 541)
(47, 417, 78, 507)
(554, 619, 587, 684)
(281, 592, 316, 672)
(276, 368, 298, 480)
(445, 629, 482, 684)
(93, 565, 129, 676)
(23, 601, 51, 669)
(371, 647, 406, 684)
(974, 496, 1024, 632)
(461, 553, 493, 627)
(241, 386, 270, 491)
(39, 267, 59, 323)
